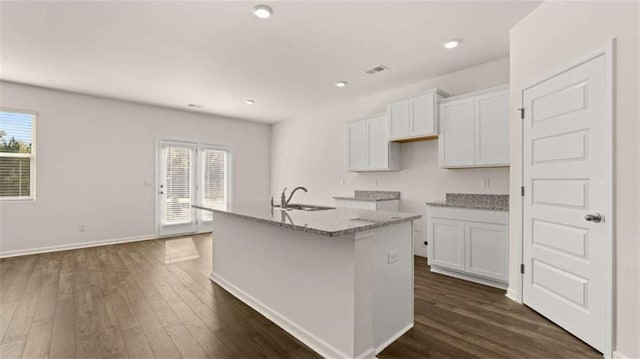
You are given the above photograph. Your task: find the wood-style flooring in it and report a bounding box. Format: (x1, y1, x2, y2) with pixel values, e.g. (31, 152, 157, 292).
(0, 234, 601, 358)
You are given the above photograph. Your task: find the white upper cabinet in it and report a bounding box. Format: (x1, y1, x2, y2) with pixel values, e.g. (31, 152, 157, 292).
(439, 97, 475, 167)
(348, 120, 368, 171)
(475, 89, 510, 166)
(388, 101, 411, 140)
(439, 85, 510, 168)
(388, 89, 447, 141)
(348, 115, 399, 172)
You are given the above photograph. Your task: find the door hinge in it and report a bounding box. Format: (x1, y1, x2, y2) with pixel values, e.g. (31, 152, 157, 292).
(520, 264, 525, 274)
(521, 186, 525, 197)
(518, 107, 525, 119)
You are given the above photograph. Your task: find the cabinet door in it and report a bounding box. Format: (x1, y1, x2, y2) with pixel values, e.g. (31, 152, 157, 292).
(368, 115, 389, 170)
(348, 120, 368, 171)
(439, 98, 475, 167)
(429, 218, 465, 271)
(388, 100, 410, 140)
(410, 93, 437, 137)
(475, 90, 510, 166)
(465, 222, 508, 282)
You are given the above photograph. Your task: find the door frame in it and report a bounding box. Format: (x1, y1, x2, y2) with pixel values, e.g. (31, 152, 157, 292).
(511, 40, 614, 358)
(154, 138, 233, 237)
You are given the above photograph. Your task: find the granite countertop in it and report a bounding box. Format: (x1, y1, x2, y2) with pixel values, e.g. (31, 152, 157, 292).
(426, 193, 509, 211)
(193, 201, 420, 237)
(333, 190, 400, 202)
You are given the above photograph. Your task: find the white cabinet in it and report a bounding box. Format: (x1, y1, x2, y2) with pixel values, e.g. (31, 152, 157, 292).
(348, 120, 368, 171)
(427, 206, 509, 288)
(439, 85, 510, 168)
(334, 198, 400, 212)
(348, 115, 399, 172)
(439, 97, 475, 167)
(465, 222, 509, 282)
(388, 89, 447, 141)
(430, 218, 465, 272)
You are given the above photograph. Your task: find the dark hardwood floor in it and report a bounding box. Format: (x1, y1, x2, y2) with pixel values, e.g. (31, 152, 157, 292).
(0, 234, 601, 358)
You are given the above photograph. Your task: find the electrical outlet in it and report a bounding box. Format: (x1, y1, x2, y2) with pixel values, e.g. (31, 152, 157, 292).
(388, 250, 398, 264)
(79, 224, 86, 232)
(480, 178, 490, 188)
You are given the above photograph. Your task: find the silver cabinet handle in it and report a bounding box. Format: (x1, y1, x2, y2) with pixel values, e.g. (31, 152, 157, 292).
(584, 213, 602, 223)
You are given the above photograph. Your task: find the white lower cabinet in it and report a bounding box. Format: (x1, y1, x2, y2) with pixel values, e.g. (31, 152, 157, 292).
(427, 206, 509, 288)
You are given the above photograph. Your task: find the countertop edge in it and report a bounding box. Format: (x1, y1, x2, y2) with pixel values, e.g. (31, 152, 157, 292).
(193, 205, 421, 237)
(332, 196, 400, 202)
(425, 202, 509, 212)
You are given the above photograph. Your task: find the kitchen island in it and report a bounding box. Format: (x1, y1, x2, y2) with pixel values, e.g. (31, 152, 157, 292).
(193, 202, 420, 359)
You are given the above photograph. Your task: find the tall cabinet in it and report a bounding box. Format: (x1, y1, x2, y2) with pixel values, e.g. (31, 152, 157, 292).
(439, 85, 510, 168)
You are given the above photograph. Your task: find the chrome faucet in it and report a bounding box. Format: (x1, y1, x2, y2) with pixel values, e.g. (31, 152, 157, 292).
(279, 186, 308, 209)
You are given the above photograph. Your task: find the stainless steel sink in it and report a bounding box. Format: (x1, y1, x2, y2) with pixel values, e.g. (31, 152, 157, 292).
(274, 203, 335, 211)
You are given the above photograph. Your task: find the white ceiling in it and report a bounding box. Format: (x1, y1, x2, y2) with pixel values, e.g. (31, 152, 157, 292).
(0, 1, 540, 123)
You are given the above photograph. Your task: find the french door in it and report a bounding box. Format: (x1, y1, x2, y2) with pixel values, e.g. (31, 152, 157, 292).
(157, 140, 229, 237)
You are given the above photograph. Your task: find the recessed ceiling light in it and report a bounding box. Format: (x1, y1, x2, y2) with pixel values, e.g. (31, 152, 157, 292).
(188, 103, 203, 108)
(335, 81, 348, 88)
(443, 39, 462, 49)
(253, 4, 273, 19)
(245, 99, 255, 105)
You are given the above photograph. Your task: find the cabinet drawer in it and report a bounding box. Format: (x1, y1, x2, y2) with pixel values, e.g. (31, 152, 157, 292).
(428, 206, 508, 225)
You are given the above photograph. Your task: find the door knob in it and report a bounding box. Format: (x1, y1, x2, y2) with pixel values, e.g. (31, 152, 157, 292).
(584, 213, 602, 223)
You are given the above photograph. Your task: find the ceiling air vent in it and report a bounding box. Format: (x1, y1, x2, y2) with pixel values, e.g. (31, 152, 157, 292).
(365, 65, 388, 75)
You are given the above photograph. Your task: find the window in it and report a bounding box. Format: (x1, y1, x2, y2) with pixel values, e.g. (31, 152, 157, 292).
(0, 109, 36, 200)
(200, 147, 229, 221)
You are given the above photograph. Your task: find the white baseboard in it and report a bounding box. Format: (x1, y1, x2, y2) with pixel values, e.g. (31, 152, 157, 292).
(613, 351, 633, 359)
(505, 287, 520, 302)
(375, 323, 413, 354)
(430, 265, 508, 290)
(0, 234, 157, 258)
(211, 271, 367, 359)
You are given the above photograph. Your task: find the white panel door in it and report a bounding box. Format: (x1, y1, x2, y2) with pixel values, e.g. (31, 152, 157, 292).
(522, 53, 610, 353)
(475, 89, 510, 166)
(388, 100, 410, 140)
(429, 218, 465, 271)
(410, 93, 436, 137)
(348, 120, 368, 171)
(465, 222, 508, 282)
(158, 140, 197, 236)
(368, 115, 389, 170)
(439, 98, 475, 167)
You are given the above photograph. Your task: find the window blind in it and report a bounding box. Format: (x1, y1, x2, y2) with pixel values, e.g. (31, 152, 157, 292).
(163, 147, 192, 224)
(0, 110, 35, 199)
(202, 149, 227, 220)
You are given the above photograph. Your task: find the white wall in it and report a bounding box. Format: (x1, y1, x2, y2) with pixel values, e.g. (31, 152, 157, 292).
(509, 2, 639, 358)
(270, 58, 511, 257)
(0, 81, 271, 256)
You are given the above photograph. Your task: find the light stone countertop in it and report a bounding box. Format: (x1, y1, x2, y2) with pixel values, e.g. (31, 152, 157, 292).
(426, 193, 509, 211)
(193, 201, 420, 237)
(333, 190, 401, 202)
